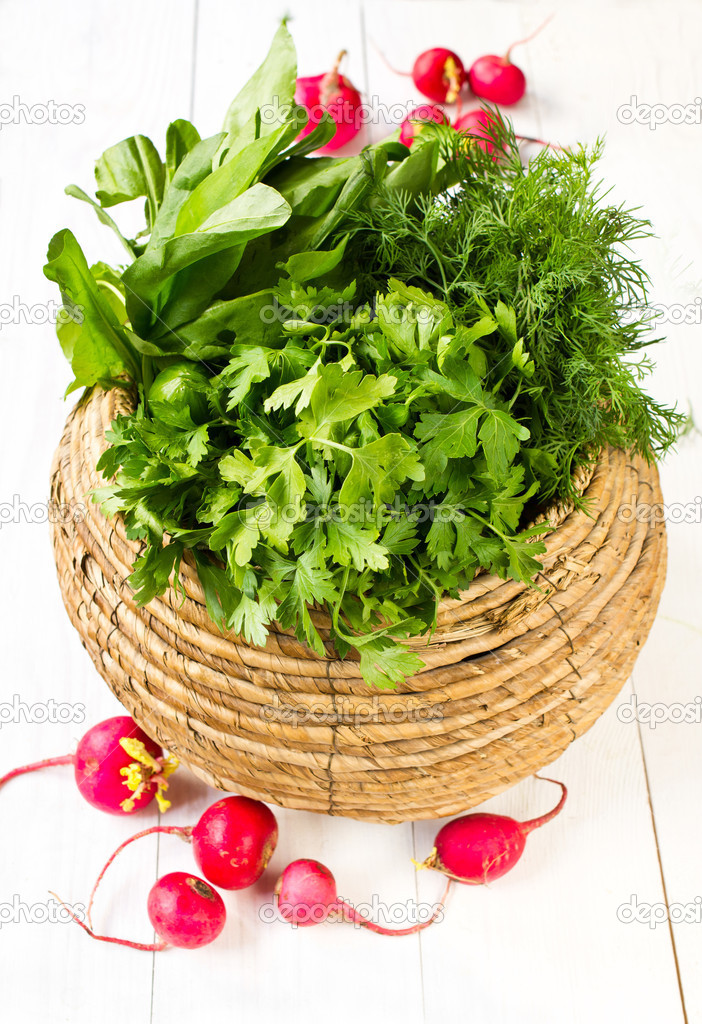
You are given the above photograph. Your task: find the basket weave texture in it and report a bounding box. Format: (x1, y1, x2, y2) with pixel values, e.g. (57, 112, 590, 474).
(50, 386, 667, 823)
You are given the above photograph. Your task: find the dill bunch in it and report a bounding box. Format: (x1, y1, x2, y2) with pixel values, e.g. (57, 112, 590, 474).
(345, 120, 683, 499)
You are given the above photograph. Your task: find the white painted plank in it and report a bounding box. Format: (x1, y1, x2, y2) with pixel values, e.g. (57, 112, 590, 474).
(0, 2, 195, 1022)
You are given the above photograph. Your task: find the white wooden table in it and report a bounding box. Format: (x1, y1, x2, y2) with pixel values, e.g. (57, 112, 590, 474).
(1, 2, 700, 1021)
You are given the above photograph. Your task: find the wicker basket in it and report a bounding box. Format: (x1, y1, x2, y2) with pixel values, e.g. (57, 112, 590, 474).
(49, 386, 667, 823)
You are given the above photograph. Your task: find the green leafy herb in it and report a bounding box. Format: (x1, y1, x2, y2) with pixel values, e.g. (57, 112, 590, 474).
(346, 119, 683, 498)
(44, 30, 680, 688)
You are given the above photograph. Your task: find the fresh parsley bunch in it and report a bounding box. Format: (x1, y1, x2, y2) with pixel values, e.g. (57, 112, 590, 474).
(94, 275, 545, 688)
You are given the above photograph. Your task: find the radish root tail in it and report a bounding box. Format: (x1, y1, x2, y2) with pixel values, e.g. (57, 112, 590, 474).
(521, 776, 568, 834)
(49, 891, 168, 952)
(336, 877, 452, 936)
(87, 825, 192, 928)
(0, 754, 75, 790)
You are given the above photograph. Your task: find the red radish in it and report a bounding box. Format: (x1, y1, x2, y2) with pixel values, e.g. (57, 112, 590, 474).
(418, 777, 567, 884)
(411, 48, 465, 104)
(147, 872, 226, 949)
(0, 715, 177, 815)
(453, 107, 499, 154)
(85, 794, 278, 926)
(468, 55, 526, 106)
(295, 50, 363, 153)
(191, 795, 278, 890)
(453, 109, 562, 157)
(275, 859, 338, 928)
(274, 858, 451, 936)
(52, 872, 226, 952)
(468, 16, 553, 106)
(399, 104, 448, 147)
(377, 45, 465, 104)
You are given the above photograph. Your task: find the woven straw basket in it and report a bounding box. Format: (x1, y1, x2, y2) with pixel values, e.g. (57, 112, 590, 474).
(49, 386, 667, 823)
